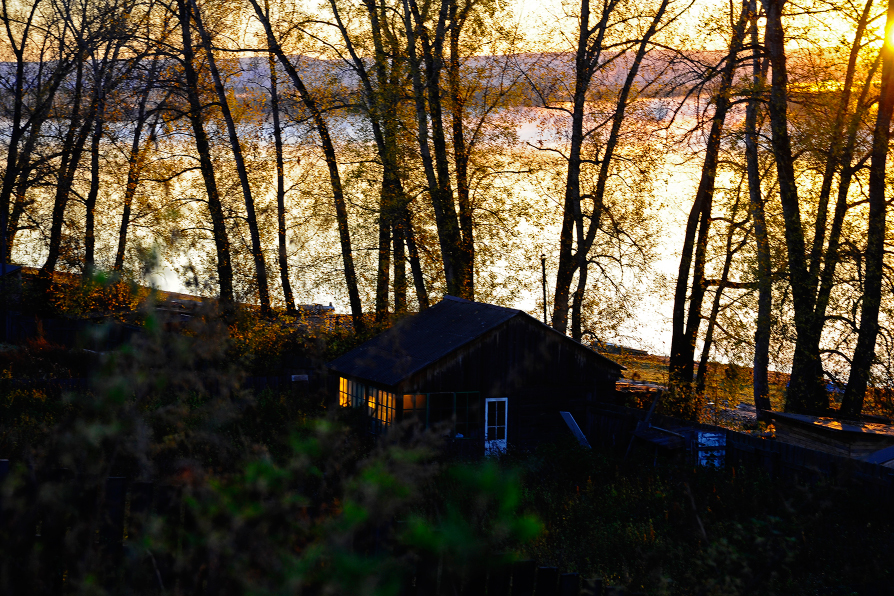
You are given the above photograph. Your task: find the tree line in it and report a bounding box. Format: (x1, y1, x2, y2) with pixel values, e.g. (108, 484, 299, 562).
(2, 0, 894, 418)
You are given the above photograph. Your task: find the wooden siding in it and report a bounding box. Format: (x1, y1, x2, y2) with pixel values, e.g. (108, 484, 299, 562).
(395, 316, 620, 448)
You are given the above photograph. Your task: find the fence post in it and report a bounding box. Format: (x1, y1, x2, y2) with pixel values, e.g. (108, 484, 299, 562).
(100, 477, 127, 591)
(535, 566, 559, 596)
(510, 560, 536, 596)
(581, 577, 603, 596)
(559, 573, 580, 596)
(465, 568, 487, 596)
(124, 482, 155, 594)
(486, 561, 511, 596)
(154, 485, 181, 592)
(415, 556, 438, 596)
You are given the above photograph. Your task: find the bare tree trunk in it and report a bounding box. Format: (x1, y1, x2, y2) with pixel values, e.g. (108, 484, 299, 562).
(448, 0, 474, 297)
(745, 3, 773, 412)
(403, 0, 457, 296)
(807, 0, 875, 283)
(550, 0, 611, 334)
(248, 0, 363, 328)
(404, 207, 429, 309)
(407, 0, 470, 298)
(84, 93, 104, 272)
(114, 112, 162, 273)
(0, 0, 54, 248)
(839, 0, 894, 417)
(43, 58, 94, 274)
(7, 120, 49, 256)
(7, 166, 31, 257)
(113, 63, 163, 272)
(189, 0, 271, 315)
(393, 220, 407, 313)
(763, 0, 826, 413)
(553, 0, 666, 337)
(375, 180, 392, 321)
(175, 0, 234, 306)
(695, 201, 747, 396)
(668, 0, 749, 416)
(570, 265, 588, 342)
(114, 118, 145, 272)
(267, 48, 296, 314)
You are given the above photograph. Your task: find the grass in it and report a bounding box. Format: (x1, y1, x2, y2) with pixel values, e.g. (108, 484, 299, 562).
(610, 353, 788, 414)
(509, 438, 894, 595)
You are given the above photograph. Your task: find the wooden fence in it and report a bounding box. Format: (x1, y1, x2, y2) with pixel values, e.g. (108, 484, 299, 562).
(0, 461, 643, 595)
(586, 402, 894, 501)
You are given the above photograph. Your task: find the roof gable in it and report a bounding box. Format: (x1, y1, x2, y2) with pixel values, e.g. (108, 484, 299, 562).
(328, 296, 623, 387)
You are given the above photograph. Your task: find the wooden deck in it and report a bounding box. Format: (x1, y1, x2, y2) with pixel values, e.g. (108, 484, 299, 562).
(768, 411, 894, 460)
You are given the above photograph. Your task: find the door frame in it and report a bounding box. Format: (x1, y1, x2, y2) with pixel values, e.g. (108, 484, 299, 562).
(484, 397, 508, 454)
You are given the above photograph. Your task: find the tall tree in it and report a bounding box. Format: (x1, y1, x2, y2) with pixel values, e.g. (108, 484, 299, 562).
(188, 0, 272, 315)
(761, 0, 878, 414)
(247, 0, 365, 329)
(114, 62, 167, 271)
(405, 0, 472, 299)
(536, 0, 676, 339)
(172, 0, 234, 305)
(667, 0, 750, 418)
(840, 0, 894, 416)
(744, 0, 773, 413)
(266, 39, 297, 314)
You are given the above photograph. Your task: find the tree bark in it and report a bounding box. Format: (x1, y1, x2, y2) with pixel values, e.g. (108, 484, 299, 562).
(408, 0, 470, 298)
(113, 62, 163, 272)
(393, 219, 407, 313)
(668, 0, 749, 414)
(247, 0, 364, 328)
(695, 202, 748, 396)
(189, 0, 271, 315)
(551, 0, 614, 334)
(43, 58, 94, 274)
(448, 0, 474, 297)
(552, 0, 667, 338)
(839, 0, 894, 417)
(84, 91, 105, 272)
(267, 47, 296, 314)
(763, 0, 826, 413)
(174, 0, 234, 306)
(744, 4, 773, 412)
(404, 207, 429, 309)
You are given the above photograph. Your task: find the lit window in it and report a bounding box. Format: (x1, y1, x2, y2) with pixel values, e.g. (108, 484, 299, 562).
(339, 378, 366, 408)
(339, 377, 349, 407)
(403, 394, 427, 424)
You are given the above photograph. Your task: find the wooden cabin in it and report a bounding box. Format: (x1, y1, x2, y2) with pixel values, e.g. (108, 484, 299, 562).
(327, 295, 624, 453)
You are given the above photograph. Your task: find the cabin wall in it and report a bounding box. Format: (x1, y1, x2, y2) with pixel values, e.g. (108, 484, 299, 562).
(398, 316, 621, 448)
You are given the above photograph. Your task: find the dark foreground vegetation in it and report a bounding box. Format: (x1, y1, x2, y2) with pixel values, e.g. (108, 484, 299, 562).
(0, 292, 892, 595)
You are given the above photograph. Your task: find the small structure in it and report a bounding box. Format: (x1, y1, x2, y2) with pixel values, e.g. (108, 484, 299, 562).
(328, 296, 624, 452)
(769, 411, 894, 460)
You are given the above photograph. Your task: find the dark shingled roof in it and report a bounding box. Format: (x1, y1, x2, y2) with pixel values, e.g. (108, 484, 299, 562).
(328, 295, 622, 387)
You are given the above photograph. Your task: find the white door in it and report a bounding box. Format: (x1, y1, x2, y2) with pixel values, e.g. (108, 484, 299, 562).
(485, 397, 508, 455)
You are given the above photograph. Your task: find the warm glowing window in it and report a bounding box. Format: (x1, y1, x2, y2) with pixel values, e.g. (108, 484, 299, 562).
(339, 377, 365, 408)
(403, 394, 427, 424)
(339, 377, 349, 407)
(378, 390, 395, 427)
